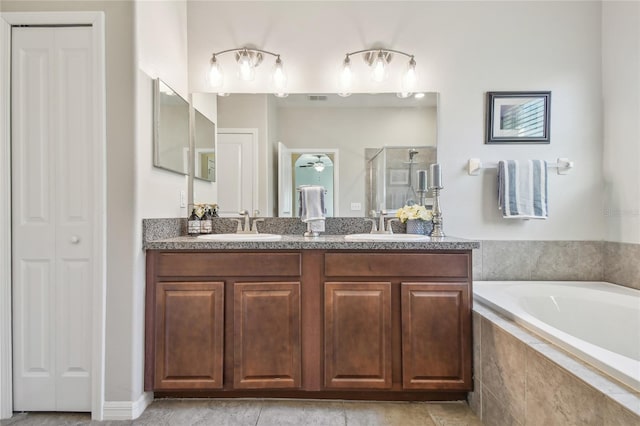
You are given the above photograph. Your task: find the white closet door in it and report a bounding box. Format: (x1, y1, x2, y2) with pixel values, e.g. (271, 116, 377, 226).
(216, 130, 257, 216)
(12, 26, 93, 412)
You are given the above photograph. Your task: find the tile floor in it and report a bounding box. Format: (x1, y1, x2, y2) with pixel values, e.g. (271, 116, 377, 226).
(1, 399, 482, 426)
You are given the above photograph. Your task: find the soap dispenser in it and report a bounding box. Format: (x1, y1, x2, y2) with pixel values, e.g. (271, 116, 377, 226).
(200, 205, 213, 234)
(188, 208, 201, 236)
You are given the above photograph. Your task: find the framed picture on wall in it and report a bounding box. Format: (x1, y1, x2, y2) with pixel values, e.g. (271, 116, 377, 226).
(485, 91, 551, 144)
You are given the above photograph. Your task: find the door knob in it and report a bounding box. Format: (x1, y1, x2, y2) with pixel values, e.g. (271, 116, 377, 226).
(70, 236, 80, 244)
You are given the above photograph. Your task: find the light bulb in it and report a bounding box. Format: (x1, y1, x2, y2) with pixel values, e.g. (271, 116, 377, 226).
(401, 57, 417, 93)
(272, 57, 287, 91)
(237, 50, 255, 81)
(208, 55, 224, 88)
(371, 51, 387, 82)
(339, 56, 353, 94)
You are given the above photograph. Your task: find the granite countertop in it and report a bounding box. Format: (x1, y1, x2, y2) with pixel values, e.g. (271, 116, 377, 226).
(144, 234, 480, 251)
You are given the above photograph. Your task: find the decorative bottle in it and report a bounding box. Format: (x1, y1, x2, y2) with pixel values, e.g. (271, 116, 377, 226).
(200, 205, 213, 234)
(187, 208, 201, 236)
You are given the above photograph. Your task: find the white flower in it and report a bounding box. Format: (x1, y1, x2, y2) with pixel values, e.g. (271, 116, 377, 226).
(395, 205, 433, 223)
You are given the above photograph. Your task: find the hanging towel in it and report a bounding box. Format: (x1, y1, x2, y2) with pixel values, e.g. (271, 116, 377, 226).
(298, 185, 326, 232)
(498, 160, 548, 219)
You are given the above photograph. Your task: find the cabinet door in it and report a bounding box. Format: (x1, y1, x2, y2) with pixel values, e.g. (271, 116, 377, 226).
(233, 282, 301, 389)
(401, 282, 471, 390)
(324, 282, 392, 389)
(155, 281, 224, 390)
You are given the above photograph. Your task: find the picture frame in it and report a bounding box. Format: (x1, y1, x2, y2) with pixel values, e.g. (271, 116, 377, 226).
(485, 91, 551, 144)
(389, 169, 409, 185)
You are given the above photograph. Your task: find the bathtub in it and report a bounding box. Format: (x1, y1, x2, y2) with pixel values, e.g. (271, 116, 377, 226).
(473, 281, 640, 392)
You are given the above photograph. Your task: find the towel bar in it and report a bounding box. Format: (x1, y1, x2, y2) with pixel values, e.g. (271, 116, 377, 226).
(467, 158, 574, 176)
(296, 185, 328, 194)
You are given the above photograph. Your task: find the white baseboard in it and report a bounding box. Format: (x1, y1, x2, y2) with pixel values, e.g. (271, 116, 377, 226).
(103, 392, 153, 420)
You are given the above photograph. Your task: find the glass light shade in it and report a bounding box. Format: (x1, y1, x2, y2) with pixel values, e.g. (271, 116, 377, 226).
(237, 51, 255, 81)
(313, 162, 325, 172)
(272, 57, 287, 91)
(208, 57, 224, 88)
(339, 56, 353, 94)
(401, 58, 417, 93)
(371, 51, 387, 82)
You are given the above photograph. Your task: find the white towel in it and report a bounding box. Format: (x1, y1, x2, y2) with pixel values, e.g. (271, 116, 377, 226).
(498, 160, 548, 219)
(298, 186, 326, 231)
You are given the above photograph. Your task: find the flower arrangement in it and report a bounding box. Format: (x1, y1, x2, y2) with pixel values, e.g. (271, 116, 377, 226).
(395, 204, 433, 223)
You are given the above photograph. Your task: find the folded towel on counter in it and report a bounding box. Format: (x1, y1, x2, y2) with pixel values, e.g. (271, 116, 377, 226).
(498, 160, 548, 219)
(298, 185, 326, 222)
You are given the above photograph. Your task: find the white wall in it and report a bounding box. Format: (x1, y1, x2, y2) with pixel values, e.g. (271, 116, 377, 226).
(277, 106, 436, 216)
(602, 1, 640, 244)
(134, 0, 189, 409)
(188, 0, 604, 240)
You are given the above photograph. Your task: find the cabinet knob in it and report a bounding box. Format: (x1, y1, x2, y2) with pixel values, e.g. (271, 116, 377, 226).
(70, 235, 80, 244)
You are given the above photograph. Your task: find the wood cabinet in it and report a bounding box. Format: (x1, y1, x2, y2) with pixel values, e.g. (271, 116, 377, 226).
(324, 282, 392, 389)
(233, 282, 301, 389)
(154, 281, 224, 390)
(322, 252, 472, 392)
(145, 249, 472, 399)
(401, 283, 471, 389)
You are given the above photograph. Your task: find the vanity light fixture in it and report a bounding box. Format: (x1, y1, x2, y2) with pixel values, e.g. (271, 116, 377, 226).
(340, 48, 418, 97)
(208, 47, 287, 94)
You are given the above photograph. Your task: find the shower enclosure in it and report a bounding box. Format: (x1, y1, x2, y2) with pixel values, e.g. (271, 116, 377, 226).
(366, 146, 436, 214)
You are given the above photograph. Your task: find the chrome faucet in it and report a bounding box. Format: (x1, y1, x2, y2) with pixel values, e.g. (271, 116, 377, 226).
(235, 210, 252, 233)
(368, 210, 398, 234)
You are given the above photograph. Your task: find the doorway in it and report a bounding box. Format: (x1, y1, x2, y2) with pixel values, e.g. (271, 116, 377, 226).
(0, 12, 106, 420)
(216, 128, 258, 216)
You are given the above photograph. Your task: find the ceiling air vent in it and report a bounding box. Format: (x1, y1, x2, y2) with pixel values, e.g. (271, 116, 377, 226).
(308, 95, 328, 101)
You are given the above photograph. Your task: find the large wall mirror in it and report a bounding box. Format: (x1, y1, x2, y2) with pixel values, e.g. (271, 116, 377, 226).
(153, 79, 189, 175)
(192, 92, 438, 217)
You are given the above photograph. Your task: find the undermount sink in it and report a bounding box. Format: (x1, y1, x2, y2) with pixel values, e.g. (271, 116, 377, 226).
(197, 233, 282, 241)
(343, 233, 430, 241)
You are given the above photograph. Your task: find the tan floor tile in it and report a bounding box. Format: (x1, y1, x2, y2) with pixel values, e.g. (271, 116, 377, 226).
(344, 401, 434, 426)
(257, 400, 345, 426)
(426, 402, 483, 426)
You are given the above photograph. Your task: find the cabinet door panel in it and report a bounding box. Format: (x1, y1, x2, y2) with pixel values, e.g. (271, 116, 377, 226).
(234, 282, 301, 389)
(401, 282, 471, 390)
(155, 282, 224, 390)
(324, 282, 392, 389)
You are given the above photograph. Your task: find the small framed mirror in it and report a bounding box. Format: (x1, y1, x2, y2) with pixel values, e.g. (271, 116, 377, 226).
(194, 108, 216, 182)
(153, 79, 189, 175)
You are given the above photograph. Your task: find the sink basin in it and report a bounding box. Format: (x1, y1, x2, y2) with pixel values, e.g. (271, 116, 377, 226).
(343, 233, 430, 241)
(197, 233, 282, 242)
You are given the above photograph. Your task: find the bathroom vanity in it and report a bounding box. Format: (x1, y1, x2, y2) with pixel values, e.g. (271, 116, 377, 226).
(144, 233, 477, 401)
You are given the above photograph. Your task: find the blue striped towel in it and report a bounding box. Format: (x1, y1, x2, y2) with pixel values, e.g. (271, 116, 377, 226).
(498, 160, 548, 219)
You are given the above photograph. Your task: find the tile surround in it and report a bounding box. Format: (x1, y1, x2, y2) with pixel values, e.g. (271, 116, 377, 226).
(480, 317, 526, 420)
(474, 239, 639, 289)
(471, 304, 640, 425)
(525, 349, 604, 425)
(604, 241, 640, 290)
